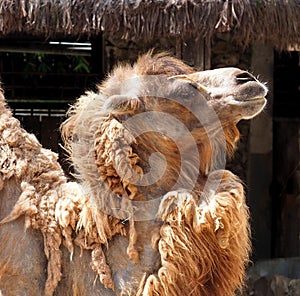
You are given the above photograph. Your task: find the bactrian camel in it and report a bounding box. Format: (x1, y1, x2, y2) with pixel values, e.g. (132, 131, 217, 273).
(0, 52, 267, 296)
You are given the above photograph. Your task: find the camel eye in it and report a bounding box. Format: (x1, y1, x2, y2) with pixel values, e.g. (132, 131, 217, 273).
(177, 83, 197, 102)
(180, 92, 192, 101)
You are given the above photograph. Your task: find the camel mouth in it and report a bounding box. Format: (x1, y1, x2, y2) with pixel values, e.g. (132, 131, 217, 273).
(234, 96, 266, 103)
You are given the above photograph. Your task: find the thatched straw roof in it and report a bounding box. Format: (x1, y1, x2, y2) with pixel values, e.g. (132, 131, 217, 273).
(0, 0, 299, 50)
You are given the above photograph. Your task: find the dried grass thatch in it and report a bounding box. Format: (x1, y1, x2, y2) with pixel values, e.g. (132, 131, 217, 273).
(0, 0, 299, 50)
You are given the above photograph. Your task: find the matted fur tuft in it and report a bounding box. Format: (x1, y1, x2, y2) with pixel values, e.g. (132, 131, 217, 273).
(143, 170, 251, 295)
(0, 88, 124, 295)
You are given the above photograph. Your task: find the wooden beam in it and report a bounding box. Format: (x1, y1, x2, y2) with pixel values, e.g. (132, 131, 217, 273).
(248, 42, 274, 260)
(0, 40, 91, 56)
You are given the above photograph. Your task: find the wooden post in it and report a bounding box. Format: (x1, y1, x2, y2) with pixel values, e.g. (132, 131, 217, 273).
(182, 37, 211, 70)
(248, 43, 274, 260)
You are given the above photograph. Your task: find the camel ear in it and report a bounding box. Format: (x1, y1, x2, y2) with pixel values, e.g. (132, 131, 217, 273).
(103, 95, 144, 118)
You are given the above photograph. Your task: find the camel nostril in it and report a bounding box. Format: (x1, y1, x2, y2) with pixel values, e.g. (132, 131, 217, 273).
(236, 71, 257, 83)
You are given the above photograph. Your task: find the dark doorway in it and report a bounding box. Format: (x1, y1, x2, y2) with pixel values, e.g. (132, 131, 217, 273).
(272, 51, 300, 258)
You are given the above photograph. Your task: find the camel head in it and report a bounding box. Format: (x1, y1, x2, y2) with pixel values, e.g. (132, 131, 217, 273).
(105, 67, 267, 126)
(101, 54, 267, 182)
(175, 67, 267, 121)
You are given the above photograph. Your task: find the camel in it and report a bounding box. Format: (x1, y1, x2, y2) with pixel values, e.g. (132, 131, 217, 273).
(0, 52, 267, 296)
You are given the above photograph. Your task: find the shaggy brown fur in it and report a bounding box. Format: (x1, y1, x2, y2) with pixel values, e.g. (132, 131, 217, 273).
(0, 90, 124, 295)
(0, 92, 67, 295)
(61, 52, 267, 295)
(1, 52, 267, 295)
